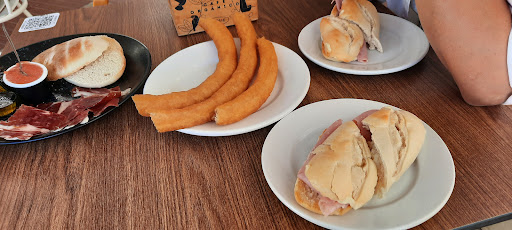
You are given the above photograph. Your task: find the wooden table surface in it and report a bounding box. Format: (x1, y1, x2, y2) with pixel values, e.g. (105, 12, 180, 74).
(1, 0, 511, 229)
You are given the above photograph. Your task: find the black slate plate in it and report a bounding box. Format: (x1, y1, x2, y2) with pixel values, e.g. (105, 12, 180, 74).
(0, 33, 152, 145)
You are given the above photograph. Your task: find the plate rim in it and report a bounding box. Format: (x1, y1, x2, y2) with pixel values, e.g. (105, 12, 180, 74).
(298, 13, 430, 75)
(143, 39, 311, 136)
(0, 32, 152, 145)
(261, 98, 455, 230)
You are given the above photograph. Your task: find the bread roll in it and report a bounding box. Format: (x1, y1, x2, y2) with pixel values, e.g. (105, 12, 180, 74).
(333, 0, 382, 52)
(32, 35, 110, 81)
(320, 0, 382, 63)
(294, 121, 378, 215)
(64, 37, 126, 88)
(362, 107, 426, 197)
(320, 16, 364, 62)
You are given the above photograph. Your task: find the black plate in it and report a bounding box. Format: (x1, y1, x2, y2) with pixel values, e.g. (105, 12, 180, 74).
(0, 33, 152, 145)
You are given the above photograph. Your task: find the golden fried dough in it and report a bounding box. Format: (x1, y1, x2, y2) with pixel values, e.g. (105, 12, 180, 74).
(150, 13, 258, 132)
(214, 37, 278, 125)
(132, 17, 237, 117)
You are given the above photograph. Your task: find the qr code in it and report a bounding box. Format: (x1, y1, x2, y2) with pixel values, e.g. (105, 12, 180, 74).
(19, 13, 60, 33)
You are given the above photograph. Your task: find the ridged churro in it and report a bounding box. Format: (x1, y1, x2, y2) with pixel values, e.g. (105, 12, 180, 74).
(150, 13, 258, 132)
(214, 37, 278, 125)
(132, 17, 237, 117)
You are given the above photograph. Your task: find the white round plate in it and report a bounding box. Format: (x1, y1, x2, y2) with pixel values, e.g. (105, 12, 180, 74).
(262, 99, 455, 230)
(298, 13, 430, 75)
(143, 39, 310, 136)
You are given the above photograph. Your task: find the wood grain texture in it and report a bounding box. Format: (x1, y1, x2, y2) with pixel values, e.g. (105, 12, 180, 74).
(1, 0, 511, 229)
(0, 0, 91, 53)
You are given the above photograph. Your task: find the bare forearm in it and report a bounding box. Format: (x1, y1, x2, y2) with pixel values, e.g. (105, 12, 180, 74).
(416, 0, 512, 105)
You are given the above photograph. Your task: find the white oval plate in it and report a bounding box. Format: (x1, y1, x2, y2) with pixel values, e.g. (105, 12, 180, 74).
(143, 39, 310, 136)
(298, 13, 430, 75)
(262, 99, 455, 230)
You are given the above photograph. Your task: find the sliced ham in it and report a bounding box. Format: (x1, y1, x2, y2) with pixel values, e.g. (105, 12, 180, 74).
(352, 109, 378, 141)
(71, 86, 122, 98)
(1, 86, 125, 141)
(0, 123, 50, 140)
(89, 97, 119, 117)
(71, 86, 126, 117)
(319, 197, 347, 216)
(357, 44, 368, 63)
(334, 0, 343, 12)
(7, 105, 67, 130)
(297, 119, 349, 216)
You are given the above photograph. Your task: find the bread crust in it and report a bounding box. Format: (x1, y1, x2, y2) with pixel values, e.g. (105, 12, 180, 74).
(362, 107, 426, 197)
(295, 121, 377, 215)
(294, 179, 352, 216)
(320, 16, 364, 62)
(32, 35, 110, 81)
(335, 0, 382, 52)
(63, 36, 126, 88)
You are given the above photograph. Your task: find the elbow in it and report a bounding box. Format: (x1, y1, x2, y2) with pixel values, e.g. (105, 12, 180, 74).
(459, 88, 512, 106)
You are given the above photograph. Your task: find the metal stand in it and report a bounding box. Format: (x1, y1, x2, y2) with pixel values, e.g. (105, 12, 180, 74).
(1, 0, 30, 71)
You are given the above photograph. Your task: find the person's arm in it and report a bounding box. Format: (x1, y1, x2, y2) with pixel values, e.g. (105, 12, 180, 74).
(416, 0, 512, 106)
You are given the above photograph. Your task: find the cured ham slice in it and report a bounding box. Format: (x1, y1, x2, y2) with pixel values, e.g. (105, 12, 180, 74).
(72, 86, 127, 117)
(7, 105, 67, 130)
(1, 86, 125, 141)
(71, 86, 122, 98)
(89, 97, 119, 117)
(0, 122, 50, 140)
(0, 105, 65, 140)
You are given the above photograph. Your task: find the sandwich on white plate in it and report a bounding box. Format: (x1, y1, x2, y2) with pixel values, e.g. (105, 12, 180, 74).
(320, 0, 382, 63)
(294, 107, 426, 216)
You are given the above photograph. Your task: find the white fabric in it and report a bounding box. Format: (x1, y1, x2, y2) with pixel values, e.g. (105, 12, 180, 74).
(386, 0, 411, 18)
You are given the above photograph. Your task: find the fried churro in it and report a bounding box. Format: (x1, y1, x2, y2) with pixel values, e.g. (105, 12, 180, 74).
(132, 17, 237, 117)
(214, 37, 278, 125)
(150, 13, 258, 132)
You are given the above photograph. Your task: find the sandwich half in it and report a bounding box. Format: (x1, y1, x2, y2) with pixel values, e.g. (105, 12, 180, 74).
(362, 107, 426, 197)
(295, 120, 378, 216)
(320, 0, 382, 62)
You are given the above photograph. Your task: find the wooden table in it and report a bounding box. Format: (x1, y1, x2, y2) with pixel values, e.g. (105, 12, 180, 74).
(1, 0, 511, 229)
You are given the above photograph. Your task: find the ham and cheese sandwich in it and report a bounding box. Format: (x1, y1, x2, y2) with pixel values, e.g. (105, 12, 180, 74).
(295, 119, 378, 216)
(320, 0, 382, 63)
(295, 107, 426, 216)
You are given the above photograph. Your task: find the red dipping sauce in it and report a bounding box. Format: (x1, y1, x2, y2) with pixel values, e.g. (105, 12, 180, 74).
(4, 61, 44, 84)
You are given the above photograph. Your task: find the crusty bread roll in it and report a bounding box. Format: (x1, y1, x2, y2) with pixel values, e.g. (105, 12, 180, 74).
(32, 35, 110, 81)
(334, 0, 382, 52)
(294, 121, 378, 215)
(362, 107, 426, 197)
(320, 0, 382, 62)
(320, 16, 364, 62)
(64, 37, 126, 88)
(294, 179, 353, 216)
(32, 35, 126, 88)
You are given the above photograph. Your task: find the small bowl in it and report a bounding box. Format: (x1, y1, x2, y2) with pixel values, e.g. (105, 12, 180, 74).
(0, 90, 17, 117)
(2, 61, 53, 105)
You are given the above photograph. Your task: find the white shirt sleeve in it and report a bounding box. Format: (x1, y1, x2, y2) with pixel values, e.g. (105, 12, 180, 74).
(386, 0, 411, 18)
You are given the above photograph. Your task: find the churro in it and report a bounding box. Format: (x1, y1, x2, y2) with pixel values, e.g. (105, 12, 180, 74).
(132, 17, 237, 117)
(150, 13, 258, 132)
(214, 37, 278, 125)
